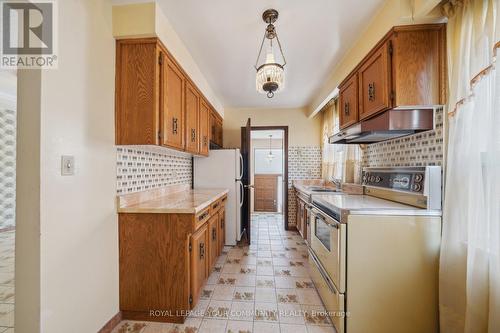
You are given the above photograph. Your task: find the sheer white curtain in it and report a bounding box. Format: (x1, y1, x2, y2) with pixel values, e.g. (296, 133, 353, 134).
(439, 1, 500, 332)
(321, 99, 361, 183)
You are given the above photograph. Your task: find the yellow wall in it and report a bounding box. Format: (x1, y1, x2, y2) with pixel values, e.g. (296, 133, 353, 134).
(308, 0, 445, 117)
(112, 2, 156, 38)
(223, 108, 322, 148)
(112, 2, 225, 117)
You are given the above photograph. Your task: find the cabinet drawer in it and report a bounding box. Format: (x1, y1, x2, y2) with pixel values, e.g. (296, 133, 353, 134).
(195, 207, 211, 230)
(210, 199, 222, 214)
(358, 41, 392, 120)
(309, 250, 345, 333)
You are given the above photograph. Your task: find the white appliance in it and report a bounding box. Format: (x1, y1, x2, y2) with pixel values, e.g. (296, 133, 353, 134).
(194, 149, 244, 246)
(309, 166, 442, 333)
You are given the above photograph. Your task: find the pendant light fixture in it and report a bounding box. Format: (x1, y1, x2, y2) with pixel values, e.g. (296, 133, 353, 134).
(267, 134, 274, 162)
(254, 9, 286, 98)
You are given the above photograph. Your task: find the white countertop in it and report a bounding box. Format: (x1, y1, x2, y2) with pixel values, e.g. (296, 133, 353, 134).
(313, 194, 442, 217)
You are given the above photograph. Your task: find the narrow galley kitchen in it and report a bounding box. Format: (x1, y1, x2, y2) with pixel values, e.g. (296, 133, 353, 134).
(6, 0, 500, 333)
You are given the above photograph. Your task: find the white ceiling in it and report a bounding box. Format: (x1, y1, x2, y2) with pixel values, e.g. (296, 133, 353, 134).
(157, 0, 385, 109)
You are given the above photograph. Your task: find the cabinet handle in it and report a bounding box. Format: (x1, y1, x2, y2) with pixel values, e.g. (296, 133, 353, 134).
(172, 118, 178, 134)
(344, 102, 349, 115)
(200, 243, 205, 259)
(203, 135, 208, 146)
(191, 129, 196, 142)
(212, 202, 219, 210)
(198, 211, 209, 221)
(212, 228, 216, 241)
(368, 82, 375, 101)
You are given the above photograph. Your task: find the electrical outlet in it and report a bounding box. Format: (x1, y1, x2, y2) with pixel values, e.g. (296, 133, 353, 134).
(61, 155, 75, 176)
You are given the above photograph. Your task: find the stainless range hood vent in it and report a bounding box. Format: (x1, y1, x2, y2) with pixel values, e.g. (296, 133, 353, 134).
(329, 108, 435, 144)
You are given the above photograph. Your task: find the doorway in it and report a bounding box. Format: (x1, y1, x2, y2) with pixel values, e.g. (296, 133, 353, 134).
(250, 127, 288, 230)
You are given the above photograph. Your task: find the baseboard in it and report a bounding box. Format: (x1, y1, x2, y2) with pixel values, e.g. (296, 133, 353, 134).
(97, 311, 122, 333)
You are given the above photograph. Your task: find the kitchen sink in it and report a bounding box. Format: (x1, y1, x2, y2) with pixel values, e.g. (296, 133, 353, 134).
(306, 186, 340, 192)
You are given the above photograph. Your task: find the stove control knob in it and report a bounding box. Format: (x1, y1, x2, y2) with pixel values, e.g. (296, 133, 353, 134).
(375, 176, 382, 183)
(412, 184, 422, 192)
(414, 174, 424, 182)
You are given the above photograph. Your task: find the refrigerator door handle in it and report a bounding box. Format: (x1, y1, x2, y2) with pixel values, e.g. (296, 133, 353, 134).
(239, 181, 244, 207)
(239, 153, 244, 180)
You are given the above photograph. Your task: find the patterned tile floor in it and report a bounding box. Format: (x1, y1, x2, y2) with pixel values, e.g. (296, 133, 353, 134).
(113, 214, 335, 333)
(0, 230, 15, 333)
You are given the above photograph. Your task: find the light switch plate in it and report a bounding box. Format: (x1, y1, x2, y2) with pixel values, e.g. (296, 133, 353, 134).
(61, 155, 75, 176)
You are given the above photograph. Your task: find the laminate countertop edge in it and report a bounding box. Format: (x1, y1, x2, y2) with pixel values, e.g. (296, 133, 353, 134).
(117, 188, 229, 214)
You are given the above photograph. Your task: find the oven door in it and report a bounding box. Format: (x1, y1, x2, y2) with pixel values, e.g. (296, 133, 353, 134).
(309, 249, 345, 333)
(310, 207, 346, 293)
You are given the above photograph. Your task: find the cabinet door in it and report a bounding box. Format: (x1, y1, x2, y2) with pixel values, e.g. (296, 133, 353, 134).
(162, 53, 185, 149)
(358, 41, 392, 120)
(190, 225, 208, 309)
(115, 41, 159, 145)
(185, 83, 200, 154)
(199, 100, 210, 156)
(339, 74, 359, 129)
(216, 118, 223, 147)
(301, 203, 308, 241)
(218, 207, 226, 254)
(208, 214, 219, 268)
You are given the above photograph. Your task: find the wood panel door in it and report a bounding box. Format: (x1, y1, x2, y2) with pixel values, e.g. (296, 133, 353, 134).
(199, 100, 210, 156)
(339, 74, 359, 129)
(208, 214, 219, 268)
(115, 40, 160, 145)
(190, 224, 208, 309)
(358, 41, 392, 120)
(218, 207, 226, 253)
(162, 53, 185, 149)
(254, 174, 278, 212)
(185, 82, 200, 154)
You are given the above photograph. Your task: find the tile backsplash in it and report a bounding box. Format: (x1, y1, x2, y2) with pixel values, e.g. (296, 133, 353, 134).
(288, 146, 322, 227)
(0, 108, 16, 230)
(361, 107, 444, 167)
(116, 146, 192, 195)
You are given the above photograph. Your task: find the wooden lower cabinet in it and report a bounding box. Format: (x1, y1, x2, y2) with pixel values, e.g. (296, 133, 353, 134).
(218, 206, 226, 254)
(208, 214, 219, 269)
(119, 195, 227, 323)
(190, 224, 208, 308)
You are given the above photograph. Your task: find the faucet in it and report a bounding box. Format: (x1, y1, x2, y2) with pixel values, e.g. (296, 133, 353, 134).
(330, 177, 342, 190)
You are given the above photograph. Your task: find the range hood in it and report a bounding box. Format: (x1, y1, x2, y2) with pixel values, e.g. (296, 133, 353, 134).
(329, 108, 435, 144)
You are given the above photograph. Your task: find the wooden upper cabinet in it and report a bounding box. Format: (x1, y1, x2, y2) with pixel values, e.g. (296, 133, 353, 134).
(339, 74, 359, 129)
(190, 225, 208, 309)
(116, 37, 218, 156)
(390, 25, 446, 107)
(358, 41, 392, 120)
(209, 109, 224, 148)
(115, 39, 160, 145)
(185, 82, 200, 154)
(336, 24, 446, 129)
(161, 52, 185, 150)
(199, 100, 210, 156)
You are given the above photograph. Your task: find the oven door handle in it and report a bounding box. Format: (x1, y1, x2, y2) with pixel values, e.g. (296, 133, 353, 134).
(309, 249, 337, 295)
(313, 210, 340, 229)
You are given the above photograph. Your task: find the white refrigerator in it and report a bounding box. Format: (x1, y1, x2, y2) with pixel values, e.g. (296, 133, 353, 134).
(194, 149, 244, 246)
